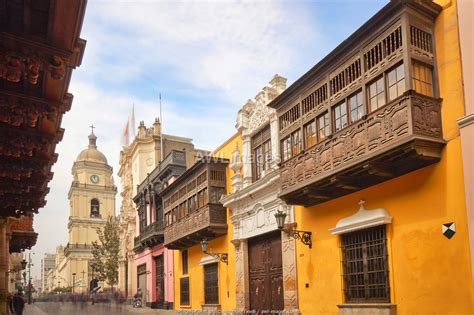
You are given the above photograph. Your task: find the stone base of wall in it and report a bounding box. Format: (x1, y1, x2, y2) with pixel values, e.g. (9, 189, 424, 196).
(338, 304, 396, 315)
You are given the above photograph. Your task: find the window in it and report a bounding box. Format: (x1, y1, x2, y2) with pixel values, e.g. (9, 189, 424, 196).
(349, 91, 365, 123)
(291, 130, 302, 156)
(204, 263, 218, 304)
(180, 277, 190, 305)
(368, 77, 385, 112)
(187, 195, 197, 214)
(317, 112, 330, 141)
(412, 61, 433, 96)
(90, 198, 100, 217)
(182, 250, 188, 275)
(251, 125, 272, 181)
(139, 208, 146, 232)
(304, 121, 317, 149)
(387, 63, 406, 100)
(281, 136, 291, 161)
(155, 203, 163, 226)
(341, 225, 390, 303)
(333, 102, 348, 132)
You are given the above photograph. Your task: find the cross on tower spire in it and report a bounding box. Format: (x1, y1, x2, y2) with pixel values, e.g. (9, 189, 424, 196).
(89, 124, 95, 134)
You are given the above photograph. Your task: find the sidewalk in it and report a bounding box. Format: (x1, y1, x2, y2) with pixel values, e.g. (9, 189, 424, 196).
(24, 302, 180, 315)
(24, 304, 47, 315)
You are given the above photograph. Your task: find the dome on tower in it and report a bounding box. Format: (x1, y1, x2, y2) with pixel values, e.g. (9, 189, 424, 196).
(76, 131, 108, 164)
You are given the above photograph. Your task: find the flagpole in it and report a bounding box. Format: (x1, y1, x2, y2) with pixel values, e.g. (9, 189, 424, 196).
(160, 93, 164, 162)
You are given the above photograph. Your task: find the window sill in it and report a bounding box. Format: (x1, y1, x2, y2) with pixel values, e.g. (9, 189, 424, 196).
(179, 304, 191, 309)
(201, 304, 221, 311)
(337, 304, 396, 315)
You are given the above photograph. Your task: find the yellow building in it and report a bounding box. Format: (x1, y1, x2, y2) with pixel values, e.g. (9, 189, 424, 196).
(53, 131, 117, 293)
(169, 76, 289, 313)
(266, 0, 473, 314)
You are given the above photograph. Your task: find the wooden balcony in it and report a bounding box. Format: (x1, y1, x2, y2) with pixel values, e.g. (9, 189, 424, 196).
(279, 91, 445, 206)
(164, 204, 227, 249)
(135, 221, 164, 250)
(163, 158, 228, 249)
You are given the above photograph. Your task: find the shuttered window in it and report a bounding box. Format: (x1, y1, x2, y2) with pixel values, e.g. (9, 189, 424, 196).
(204, 263, 219, 304)
(341, 225, 390, 303)
(180, 277, 190, 305)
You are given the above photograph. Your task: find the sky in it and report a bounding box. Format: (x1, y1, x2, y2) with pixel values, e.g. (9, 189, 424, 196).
(29, 0, 387, 279)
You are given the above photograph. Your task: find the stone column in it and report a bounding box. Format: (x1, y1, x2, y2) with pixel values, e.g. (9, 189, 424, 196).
(269, 112, 280, 169)
(0, 219, 8, 315)
(241, 134, 252, 188)
(281, 231, 299, 314)
(234, 239, 249, 311)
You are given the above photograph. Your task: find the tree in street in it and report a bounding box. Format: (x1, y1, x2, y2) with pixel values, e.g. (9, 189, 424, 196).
(91, 216, 120, 291)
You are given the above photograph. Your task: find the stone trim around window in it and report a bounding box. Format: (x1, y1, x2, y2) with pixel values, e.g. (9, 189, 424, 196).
(338, 303, 396, 315)
(199, 255, 218, 265)
(329, 200, 392, 235)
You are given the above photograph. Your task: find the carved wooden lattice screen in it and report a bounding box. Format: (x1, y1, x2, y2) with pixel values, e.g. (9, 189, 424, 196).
(341, 225, 390, 303)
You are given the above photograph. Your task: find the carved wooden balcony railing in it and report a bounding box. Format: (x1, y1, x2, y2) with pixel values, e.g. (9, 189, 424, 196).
(164, 204, 227, 249)
(279, 91, 445, 206)
(134, 220, 164, 250)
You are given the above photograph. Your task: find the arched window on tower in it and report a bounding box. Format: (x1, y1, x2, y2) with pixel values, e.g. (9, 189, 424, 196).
(91, 198, 100, 217)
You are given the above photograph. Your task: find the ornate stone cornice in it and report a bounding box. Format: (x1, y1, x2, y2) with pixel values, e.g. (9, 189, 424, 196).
(222, 168, 280, 209)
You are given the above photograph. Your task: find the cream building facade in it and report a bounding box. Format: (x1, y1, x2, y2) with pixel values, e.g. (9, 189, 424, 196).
(221, 75, 300, 313)
(50, 131, 116, 293)
(117, 119, 207, 299)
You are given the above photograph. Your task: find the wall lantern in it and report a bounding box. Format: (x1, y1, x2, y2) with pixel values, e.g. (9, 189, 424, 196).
(274, 210, 312, 248)
(201, 239, 228, 264)
(20, 259, 27, 270)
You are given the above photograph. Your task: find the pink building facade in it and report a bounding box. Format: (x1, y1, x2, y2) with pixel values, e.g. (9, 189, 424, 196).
(133, 150, 188, 308)
(134, 245, 174, 307)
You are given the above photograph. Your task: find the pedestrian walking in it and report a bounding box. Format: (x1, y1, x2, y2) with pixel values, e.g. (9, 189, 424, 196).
(11, 291, 25, 315)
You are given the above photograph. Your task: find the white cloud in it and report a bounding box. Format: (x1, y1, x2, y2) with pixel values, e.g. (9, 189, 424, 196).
(30, 0, 323, 277)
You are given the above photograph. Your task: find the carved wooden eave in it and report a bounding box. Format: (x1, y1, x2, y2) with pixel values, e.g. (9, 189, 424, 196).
(0, 0, 87, 217)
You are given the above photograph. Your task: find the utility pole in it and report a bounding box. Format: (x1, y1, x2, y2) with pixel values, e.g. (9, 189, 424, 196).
(27, 252, 33, 304)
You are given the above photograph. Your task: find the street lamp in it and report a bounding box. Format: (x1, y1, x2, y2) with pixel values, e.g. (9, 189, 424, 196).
(274, 210, 312, 248)
(72, 273, 76, 294)
(200, 239, 228, 264)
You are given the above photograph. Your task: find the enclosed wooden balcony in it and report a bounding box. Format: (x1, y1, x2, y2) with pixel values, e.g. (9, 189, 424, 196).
(163, 158, 228, 250)
(135, 220, 164, 249)
(164, 204, 227, 249)
(268, 1, 444, 206)
(279, 91, 444, 206)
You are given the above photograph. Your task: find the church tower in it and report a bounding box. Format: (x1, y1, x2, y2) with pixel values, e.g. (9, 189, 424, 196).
(64, 129, 116, 292)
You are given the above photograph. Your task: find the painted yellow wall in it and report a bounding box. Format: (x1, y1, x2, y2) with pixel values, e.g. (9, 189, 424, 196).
(296, 1, 473, 314)
(173, 132, 241, 311)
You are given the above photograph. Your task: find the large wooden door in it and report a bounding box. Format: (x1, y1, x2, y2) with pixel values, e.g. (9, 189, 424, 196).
(249, 231, 284, 312)
(155, 255, 165, 306)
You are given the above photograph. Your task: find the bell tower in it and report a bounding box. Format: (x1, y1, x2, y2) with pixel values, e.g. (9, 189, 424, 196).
(64, 129, 117, 292)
